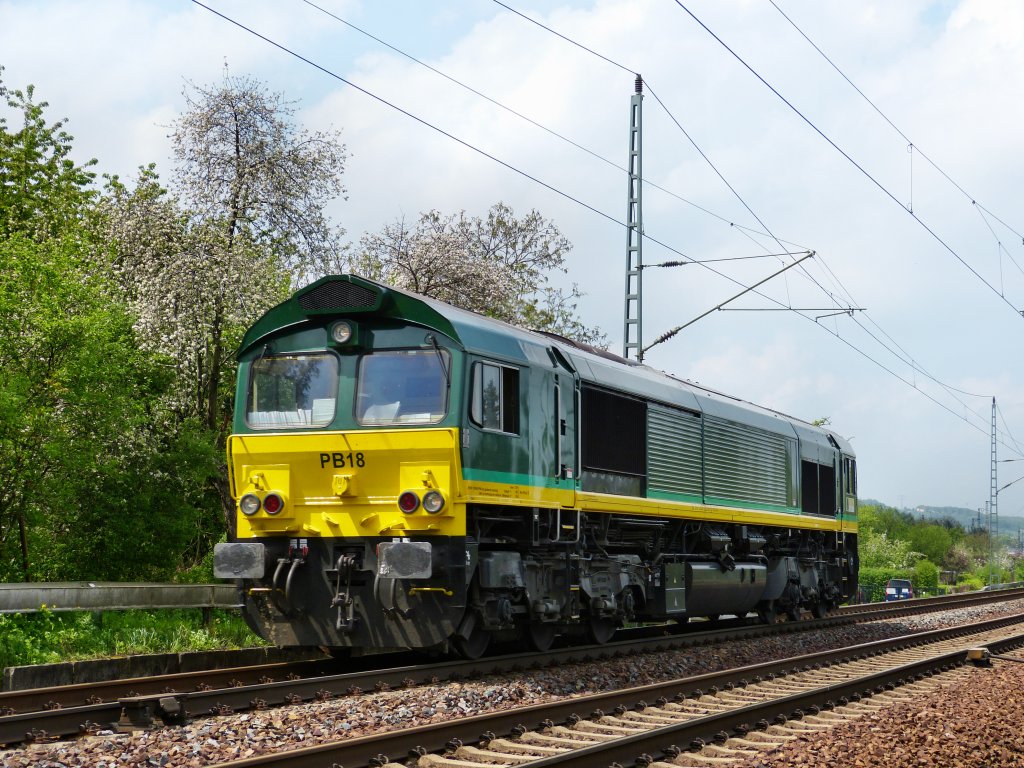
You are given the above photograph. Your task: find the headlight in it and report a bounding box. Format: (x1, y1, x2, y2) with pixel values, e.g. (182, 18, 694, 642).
(263, 492, 284, 515)
(423, 490, 445, 513)
(240, 494, 261, 516)
(398, 491, 420, 513)
(331, 321, 353, 344)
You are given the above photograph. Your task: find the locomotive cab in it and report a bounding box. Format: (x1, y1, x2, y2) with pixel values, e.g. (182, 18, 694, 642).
(216, 276, 475, 651)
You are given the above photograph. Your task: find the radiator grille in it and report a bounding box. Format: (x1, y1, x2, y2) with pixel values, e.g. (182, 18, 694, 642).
(647, 406, 702, 497)
(297, 279, 378, 312)
(704, 415, 793, 506)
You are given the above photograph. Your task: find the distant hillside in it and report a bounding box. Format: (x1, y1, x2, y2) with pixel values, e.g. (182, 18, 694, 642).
(861, 499, 1024, 537)
(915, 505, 1024, 537)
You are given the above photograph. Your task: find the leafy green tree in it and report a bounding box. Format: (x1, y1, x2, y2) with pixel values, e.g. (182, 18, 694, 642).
(858, 503, 913, 541)
(0, 234, 164, 579)
(0, 77, 96, 240)
(943, 543, 972, 580)
(100, 165, 288, 431)
(858, 527, 915, 570)
(102, 72, 346, 532)
(0, 74, 225, 581)
(354, 203, 606, 346)
(906, 523, 953, 565)
(168, 70, 346, 433)
(35, 420, 221, 580)
(962, 530, 992, 565)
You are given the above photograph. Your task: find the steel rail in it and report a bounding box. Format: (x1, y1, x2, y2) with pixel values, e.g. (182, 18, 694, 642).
(2, 587, 1021, 747)
(0, 658, 342, 715)
(524, 632, 1024, 768)
(836, 586, 1024, 616)
(208, 611, 1024, 767)
(120, 586, 1024, 729)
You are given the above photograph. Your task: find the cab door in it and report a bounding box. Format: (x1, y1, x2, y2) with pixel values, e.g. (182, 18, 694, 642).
(550, 347, 578, 504)
(841, 454, 857, 519)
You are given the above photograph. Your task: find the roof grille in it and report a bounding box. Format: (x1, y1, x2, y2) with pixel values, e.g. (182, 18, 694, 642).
(297, 279, 378, 312)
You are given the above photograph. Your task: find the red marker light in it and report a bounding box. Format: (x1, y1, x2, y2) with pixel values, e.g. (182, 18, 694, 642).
(263, 492, 284, 515)
(398, 491, 420, 513)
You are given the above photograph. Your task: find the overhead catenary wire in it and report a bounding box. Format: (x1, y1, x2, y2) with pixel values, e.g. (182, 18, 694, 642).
(190, 1, 623, 233)
(299, 0, 793, 252)
(491, 0, 803, 305)
(769, 0, 1024, 292)
(671, 0, 1024, 321)
(998, 404, 1024, 459)
(491, 0, 1016, 447)
(187, 2, 805, 300)
(643, 252, 815, 354)
(975, 204, 1024, 284)
(321, 0, 983, 427)
(768, 0, 1024, 250)
(810, 254, 995, 404)
(195, 0, 1022, 459)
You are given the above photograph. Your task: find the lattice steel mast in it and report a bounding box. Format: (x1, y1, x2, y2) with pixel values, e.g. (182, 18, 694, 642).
(623, 75, 644, 361)
(989, 396, 999, 584)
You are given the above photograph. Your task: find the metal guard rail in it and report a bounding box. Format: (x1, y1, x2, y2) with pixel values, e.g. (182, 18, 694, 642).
(0, 582, 241, 614)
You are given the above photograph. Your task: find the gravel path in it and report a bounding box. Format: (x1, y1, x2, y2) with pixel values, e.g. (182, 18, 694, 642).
(5, 600, 1024, 768)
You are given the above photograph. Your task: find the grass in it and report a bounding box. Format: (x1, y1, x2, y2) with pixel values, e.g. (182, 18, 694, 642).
(0, 608, 266, 669)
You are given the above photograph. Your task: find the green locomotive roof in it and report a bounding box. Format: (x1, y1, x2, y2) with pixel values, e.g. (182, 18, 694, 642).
(238, 274, 461, 354)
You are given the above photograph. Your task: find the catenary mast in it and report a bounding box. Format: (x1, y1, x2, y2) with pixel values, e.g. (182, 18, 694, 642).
(989, 397, 998, 584)
(623, 75, 644, 361)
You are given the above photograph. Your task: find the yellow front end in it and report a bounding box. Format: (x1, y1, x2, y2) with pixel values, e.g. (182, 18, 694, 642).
(228, 428, 465, 538)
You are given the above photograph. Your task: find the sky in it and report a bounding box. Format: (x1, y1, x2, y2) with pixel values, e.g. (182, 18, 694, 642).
(2, 0, 1023, 520)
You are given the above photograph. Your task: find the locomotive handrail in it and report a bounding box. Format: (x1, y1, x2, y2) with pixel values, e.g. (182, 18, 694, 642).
(0, 582, 241, 614)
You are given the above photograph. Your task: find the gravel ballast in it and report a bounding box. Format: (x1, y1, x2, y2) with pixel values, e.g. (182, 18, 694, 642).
(4, 600, 1024, 767)
(731, 659, 1024, 767)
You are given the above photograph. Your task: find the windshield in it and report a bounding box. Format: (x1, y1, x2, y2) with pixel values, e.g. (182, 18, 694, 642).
(246, 353, 338, 429)
(357, 349, 449, 425)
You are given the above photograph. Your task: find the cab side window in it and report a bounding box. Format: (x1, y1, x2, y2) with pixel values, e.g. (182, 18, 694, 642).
(470, 362, 520, 433)
(843, 457, 857, 495)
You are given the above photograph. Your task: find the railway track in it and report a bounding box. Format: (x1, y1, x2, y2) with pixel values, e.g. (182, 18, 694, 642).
(1, 587, 1021, 748)
(210, 611, 1024, 768)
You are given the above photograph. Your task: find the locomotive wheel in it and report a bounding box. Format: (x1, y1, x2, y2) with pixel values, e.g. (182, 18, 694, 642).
(524, 621, 557, 652)
(812, 600, 831, 619)
(585, 616, 617, 645)
(785, 604, 802, 622)
(452, 624, 491, 659)
(756, 602, 778, 625)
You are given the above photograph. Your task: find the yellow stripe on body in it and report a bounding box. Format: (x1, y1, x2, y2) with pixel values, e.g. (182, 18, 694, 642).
(463, 477, 856, 535)
(576, 491, 858, 534)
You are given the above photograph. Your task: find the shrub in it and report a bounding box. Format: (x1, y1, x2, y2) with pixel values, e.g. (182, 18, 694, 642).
(912, 560, 940, 596)
(958, 575, 985, 591)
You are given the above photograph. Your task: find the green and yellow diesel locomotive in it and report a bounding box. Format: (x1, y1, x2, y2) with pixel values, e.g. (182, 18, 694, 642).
(214, 274, 858, 657)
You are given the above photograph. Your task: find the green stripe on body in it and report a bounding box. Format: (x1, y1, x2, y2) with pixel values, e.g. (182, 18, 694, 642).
(462, 467, 569, 489)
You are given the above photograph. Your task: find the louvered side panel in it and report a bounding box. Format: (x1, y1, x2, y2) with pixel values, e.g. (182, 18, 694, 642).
(647, 407, 703, 498)
(704, 416, 792, 507)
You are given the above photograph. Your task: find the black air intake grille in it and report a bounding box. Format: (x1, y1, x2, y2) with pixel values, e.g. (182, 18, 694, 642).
(298, 280, 378, 312)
